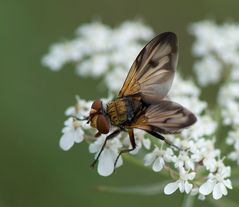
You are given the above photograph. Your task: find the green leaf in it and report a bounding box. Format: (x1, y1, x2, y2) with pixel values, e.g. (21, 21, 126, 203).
(95, 181, 169, 195)
(208, 197, 238, 207)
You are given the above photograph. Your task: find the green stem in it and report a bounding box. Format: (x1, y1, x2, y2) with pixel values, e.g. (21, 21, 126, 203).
(181, 195, 195, 207)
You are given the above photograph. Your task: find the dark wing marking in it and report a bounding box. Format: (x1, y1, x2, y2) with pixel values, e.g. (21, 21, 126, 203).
(126, 100, 197, 134)
(118, 32, 178, 104)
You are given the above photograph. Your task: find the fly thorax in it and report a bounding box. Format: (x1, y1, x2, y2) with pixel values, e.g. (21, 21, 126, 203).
(107, 97, 141, 126)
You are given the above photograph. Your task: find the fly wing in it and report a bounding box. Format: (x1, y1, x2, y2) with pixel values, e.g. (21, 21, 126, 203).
(118, 32, 178, 104)
(127, 100, 197, 134)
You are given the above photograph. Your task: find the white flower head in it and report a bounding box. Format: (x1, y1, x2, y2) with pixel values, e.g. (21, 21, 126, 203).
(43, 20, 155, 80)
(43, 20, 233, 200)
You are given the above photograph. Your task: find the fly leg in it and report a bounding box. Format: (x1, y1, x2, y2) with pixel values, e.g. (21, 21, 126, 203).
(91, 129, 121, 169)
(114, 129, 136, 170)
(146, 131, 181, 150)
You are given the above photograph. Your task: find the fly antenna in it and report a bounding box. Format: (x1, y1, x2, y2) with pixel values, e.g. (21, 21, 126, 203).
(72, 115, 89, 121)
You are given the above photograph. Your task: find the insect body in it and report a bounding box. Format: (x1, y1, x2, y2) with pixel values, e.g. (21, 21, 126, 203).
(107, 97, 143, 126)
(85, 32, 197, 168)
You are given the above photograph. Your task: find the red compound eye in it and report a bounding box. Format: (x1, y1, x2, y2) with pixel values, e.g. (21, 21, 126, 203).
(91, 99, 102, 111)
(97, 115, 110, 134)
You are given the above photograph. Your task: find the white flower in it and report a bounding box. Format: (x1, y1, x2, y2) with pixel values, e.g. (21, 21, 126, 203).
(228, 151, 239, 165)
(221, 101, 239, 126)
(173, 150, 195, 171)
(89, 136, 123, 176)
(164, 168, 196, 194)
(190, 20, 239, 64)
(105, 66, 127, 92)
(218, 82, 239, 126)
(172, 96, 207, 116)
(193, 56, 222, 86)
(190, 21, 239, 87)
(169, 74, 206, 115)
(76, 54, 110, 77)
(190, 138, 220, 172)
(110, 43, 142, 69)
(75, 22, 112, 52)
(199, 163, 232, 200)
(65, 96, 92, 117)
(112, 21, 154, 48)
(59, 117, 84, 151)
(170, 74, 201, 98)
(43, 20, 154, 79)
(144, 146, 174, 172)
(181, 115, 217, 140)
(218, 82, 239, 106)
(189, 20, 221, 57)
(42, 42, 71, 71)
(226, 129, 239, 165)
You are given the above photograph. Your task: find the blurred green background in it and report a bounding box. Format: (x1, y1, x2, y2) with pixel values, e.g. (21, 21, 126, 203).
(1, 0, 239, 206)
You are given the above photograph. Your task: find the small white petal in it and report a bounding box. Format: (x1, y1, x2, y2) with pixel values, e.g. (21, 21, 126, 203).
(152, 157, 164, 172)
(64, 117, 73, 126)
(144, 152, 156, 166)
(89, 137, 105, 154)
(97, 149, 114, 176)
(65, 106, 75, 116)
(59, 132, 74, 151)
(213, 183, 223, 200)
(178, 180, 185, 192)
(219, 182, 228, 196)
(89, 142, 100, 153)
(199, 180, 215, 195)
(73, 128, 84, 143)
(223, 179, 233, 189)
(164, 181, 179, 195)
(142, 138, 151, 150)
(184, 181, 193, 194)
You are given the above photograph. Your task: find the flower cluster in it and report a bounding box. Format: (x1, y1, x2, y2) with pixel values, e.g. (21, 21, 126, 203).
(42, 20, 234, 201)
(189, 20, 239, 86)
(42, 21, 154, 93)
(190, 21, 239, 168)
